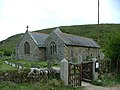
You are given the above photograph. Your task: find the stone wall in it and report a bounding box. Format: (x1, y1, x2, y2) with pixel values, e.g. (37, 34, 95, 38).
(16, 31, 45, 61)
(64, 45, 99, 62)
(45, 31, 65, 61)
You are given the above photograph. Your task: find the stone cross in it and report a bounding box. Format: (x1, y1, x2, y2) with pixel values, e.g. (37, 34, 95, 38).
(26, 25, 29, 31)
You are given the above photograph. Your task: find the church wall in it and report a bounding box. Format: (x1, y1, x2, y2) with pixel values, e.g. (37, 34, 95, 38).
(16, 32, 45, 61)
(64, 45, 99, 62)
(45, 31, 65, 61)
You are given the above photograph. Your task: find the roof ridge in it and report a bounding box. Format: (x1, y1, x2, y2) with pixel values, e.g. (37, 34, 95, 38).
(32, 32, 49, 35)
(62, 32, 92, 40)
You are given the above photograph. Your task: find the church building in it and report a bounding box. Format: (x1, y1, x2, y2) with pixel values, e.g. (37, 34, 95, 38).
(16, 28, 100, 62)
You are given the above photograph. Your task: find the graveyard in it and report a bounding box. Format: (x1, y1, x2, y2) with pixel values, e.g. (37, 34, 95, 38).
(0, 56, 85, 90)
(0, 55, 120, 90)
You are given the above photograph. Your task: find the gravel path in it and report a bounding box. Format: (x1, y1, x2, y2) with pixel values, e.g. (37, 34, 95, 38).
(84, 85, 120, 90)
(82, 82, 120, 90)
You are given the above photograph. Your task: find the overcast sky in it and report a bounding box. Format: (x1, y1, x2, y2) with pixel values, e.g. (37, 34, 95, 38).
(0, 0, 120, 41)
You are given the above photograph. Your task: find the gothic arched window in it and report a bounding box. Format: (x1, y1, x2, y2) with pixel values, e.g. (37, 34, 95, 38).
(50, 41, 57, 55)
(24, 42, 30, 54)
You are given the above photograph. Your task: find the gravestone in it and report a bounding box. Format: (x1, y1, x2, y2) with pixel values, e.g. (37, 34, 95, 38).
(47, 60, 52, 68)
(19, 66, 22, 69)
(60, 58, 68, 85)
(12, 63, 15, 67)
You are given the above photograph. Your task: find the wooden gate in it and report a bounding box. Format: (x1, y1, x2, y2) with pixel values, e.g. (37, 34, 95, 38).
(68, 63, 82, 87)
(82, 61, 93, 82)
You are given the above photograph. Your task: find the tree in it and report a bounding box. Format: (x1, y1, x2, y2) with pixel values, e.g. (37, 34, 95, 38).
(104, 32, 120, 72)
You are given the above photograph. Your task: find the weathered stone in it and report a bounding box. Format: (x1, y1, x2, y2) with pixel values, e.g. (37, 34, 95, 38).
(60, 58, 68, 85)
(12, 63, 15, 67)
(16, 31, 46, 61)
(92, 58, 99, 80)
(47, 60, 52, 68)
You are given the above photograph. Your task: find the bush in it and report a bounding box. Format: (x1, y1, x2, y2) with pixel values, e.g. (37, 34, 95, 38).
(3, 49, 12, 56)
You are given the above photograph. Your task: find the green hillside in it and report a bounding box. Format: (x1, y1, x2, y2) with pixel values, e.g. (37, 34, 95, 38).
(0, 24, 120, 54)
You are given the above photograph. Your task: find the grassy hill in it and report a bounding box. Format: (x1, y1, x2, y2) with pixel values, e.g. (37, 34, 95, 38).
(0, 24, 120, 54)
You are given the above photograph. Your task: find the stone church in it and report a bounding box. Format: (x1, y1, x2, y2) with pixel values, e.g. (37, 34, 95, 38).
(16, 28, 100, 62)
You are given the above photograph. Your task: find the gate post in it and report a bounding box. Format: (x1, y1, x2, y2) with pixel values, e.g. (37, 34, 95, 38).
(60, 58, 68, 85)
(92, 58, 99, 80)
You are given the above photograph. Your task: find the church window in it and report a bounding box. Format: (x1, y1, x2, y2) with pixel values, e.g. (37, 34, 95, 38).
(90, 53, 93, 57)
(24, 42, 30, 54)
(50, 41, 57, 55)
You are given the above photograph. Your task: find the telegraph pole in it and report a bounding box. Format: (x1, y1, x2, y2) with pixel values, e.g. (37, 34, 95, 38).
(97, 0, 100, 59)
(98, 0, 99, 25)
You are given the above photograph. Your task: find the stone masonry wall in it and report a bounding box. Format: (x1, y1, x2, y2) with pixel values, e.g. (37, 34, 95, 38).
(16, 32, 45, 61)
(64, 45, 99, 62)
(45, 31, 65, 61)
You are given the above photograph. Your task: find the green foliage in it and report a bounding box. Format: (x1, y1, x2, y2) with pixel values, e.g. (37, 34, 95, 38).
(0, 51, 4, 56)
(0, 33, 23, 54)
(0, 63, 17, 71)
(92, 73, 120, 87)
(104, 32, 120, 61)
(3, 49, 12, 56)
(104, 32, 120, 72)
(0, 80, 84, 90)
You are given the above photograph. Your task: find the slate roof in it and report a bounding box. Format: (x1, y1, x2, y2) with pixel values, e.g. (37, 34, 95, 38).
(28, 28, 100, 48)
(29, 32, 49, 47)
(54, 28, 100, 48)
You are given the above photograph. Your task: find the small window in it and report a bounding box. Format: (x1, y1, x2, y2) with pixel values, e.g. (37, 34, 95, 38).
(24, 42, 30, 54)
(90, 53, 93, 57)
(50, 41, 57, 55)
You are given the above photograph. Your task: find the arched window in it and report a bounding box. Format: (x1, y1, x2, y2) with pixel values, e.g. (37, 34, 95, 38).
(24, 42, 30, 54)
(50, 41, 57, 55)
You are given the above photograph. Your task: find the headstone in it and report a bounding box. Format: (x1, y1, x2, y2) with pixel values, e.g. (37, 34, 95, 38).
(47, 60, 52, 68)
(19, 65, 22, 69)
(20, 63, 23, 69)
(60, 58, 68, 85)
(12, 63, 15, 67)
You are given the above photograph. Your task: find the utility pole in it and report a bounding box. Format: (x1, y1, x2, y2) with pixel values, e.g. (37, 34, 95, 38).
(97, 0, 100, 59)
(98, 0, 99, 25)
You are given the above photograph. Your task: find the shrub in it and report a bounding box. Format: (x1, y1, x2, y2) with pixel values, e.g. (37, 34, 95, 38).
(3, 49, 12, 56)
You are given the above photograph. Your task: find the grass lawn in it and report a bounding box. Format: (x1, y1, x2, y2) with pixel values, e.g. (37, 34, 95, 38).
(16, 60, 48, 68)
(0, 80, 84, 90)
(7, 59, 59, 69)
(0, 56, 60, 71)
(0, 58, 17, 71)
(0, 63, 17, 71)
